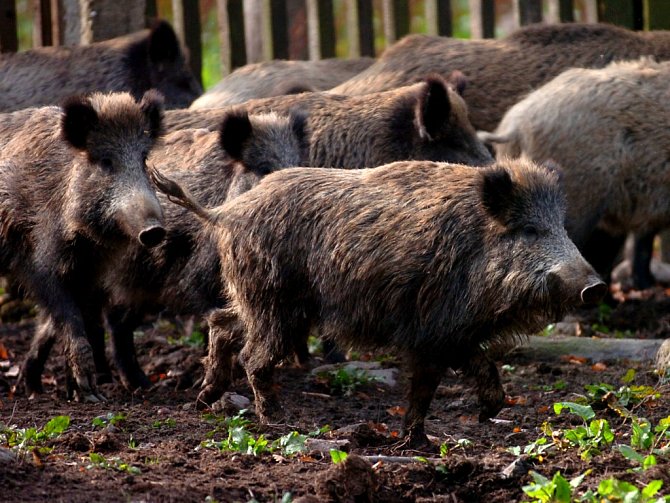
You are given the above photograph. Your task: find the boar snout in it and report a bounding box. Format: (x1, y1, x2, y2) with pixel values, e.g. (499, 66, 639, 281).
(138, 222, 166, 248)
(580, 279, 608, 305)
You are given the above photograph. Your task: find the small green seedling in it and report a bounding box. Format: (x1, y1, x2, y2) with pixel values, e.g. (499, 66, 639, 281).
(553, 403, 613, 461)
(522, 470, 590, 503)
(167, 329, 206, 348)
(92, 412, 127, 429)
(152, 418, 177, 429)
(87, 452, 141, 475)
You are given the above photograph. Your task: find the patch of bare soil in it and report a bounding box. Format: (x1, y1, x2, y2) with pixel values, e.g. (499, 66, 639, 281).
(1, 287, 669, 502)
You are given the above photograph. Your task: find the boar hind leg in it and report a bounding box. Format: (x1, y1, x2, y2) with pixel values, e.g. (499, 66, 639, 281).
(462, 349, 505, 422)
(240, 312, 307, 424)
(106, 307, 151, 390)
(83, 309, 112, 385)
(631, 231, 656, 290)
(581, 229, 626, 286)
(197, 308, 243, 408)
(402, 359, 445, 449)
(19, 314, 56, 395)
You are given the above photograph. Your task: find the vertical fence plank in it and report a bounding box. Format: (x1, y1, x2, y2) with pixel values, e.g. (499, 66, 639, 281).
(286, 0, 307, 59)
(271, 0, 289, 59)
(517, 0, 543, 26)
(437, 0, 453, 36)
(145, 0, 157, 21)
(316, 0, 335, 58)
(182, 0, 202, 86)
(345, 0, 359, 57)
(228, 0, 246, 69)
(306, 0, 320, 59)
(33, 0, 53, 46)
(216, 0, 231, 75)
(468, 0, 494, 38)
(425, 0, 438, 35)
(583, 0, 597, 22)
(597, 0, 636, 28)
(0, 1, 18, 52)
(357, 0, 374, 56)
(50, 0, 60, 45)
(243, 0, 262, 62)
(644, 0, 670, 29)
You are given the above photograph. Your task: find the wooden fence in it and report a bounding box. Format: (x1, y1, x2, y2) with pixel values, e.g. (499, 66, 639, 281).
(1, 0, 670, 84)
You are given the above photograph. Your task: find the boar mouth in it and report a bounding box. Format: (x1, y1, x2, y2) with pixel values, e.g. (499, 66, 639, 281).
(138, 225, 166, 248)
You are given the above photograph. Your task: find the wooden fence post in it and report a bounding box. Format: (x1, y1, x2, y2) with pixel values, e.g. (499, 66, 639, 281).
(32, 0, 53, 46)
(515, 0, 543, 26)
(0, 0, 18, 52)
(172, 0, 202, 86)
(468, 0, 494, 38)
(547, 0, 574, 23)
(346, 0, 374, 57)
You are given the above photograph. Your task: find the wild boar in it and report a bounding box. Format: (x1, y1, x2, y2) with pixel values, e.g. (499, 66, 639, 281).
(190, 57, 374, 109)
(166, 75, 493, 169)
(0, 20, 201, 111)
(152, 157, 607, 447)
(480, 58, 670, 289)
(3, 91, 166, 401)
(331, 23, 670, 132)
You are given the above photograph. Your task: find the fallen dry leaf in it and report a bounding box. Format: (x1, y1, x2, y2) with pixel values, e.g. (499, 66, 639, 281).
(0, 343, 9, 360)
(591, 362, 607, 372)
(560, 355, 588, 364)
(505, 395, 528, 406)
(386, 405, 406, 416)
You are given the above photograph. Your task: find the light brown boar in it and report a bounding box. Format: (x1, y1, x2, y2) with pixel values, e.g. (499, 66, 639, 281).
(167, 75, 493, 169)
(331, 23, 670, 132)
(190, 57, 374, 109)
(152, 158, 607, 447)
(479, 58, 670, 289)
(0, 21, 201, 111)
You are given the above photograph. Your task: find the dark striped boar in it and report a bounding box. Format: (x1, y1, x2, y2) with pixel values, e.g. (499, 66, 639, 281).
(2, 91, 166, 401)
(480, 58, 670, 289)
(153, 158, 607, 447)
(190, 57, 374, 109)
(0, 21, 201, 112)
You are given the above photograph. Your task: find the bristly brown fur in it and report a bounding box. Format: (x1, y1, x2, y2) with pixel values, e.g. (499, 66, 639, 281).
(1, 91, 165, 400)
(194, 157, 602, 445)
(330, 23, 670, 132)
(0, 20, 201, 111)
(166, 77, 492, 169)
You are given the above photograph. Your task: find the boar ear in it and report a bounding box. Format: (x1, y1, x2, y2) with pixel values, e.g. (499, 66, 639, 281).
(140, 89, 165, 139)
(289, 108, 310, 160)
(61, 96, 99, 150)
(480, 167, 515, 221)
(148, 20, 180, 63)
(415, 76, 451, 141)
(447, 70, 468, 96)
(219, 110, 253, 161)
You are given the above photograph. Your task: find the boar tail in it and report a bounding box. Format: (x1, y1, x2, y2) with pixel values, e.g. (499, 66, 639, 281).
(149, 165, 217, 223)
(477, 131, 513, 145)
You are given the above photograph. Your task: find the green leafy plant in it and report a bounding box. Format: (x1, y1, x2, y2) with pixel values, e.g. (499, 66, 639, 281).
(87, 452, 141, 475)
(593, 478, 668, 503)
(522, 470, 589, 503)
(617, 416, 670, 471)
(201, 411, 309, 457)
(553, 403, 613, 461)
(0, 415, 70, 456)
(92, 412, 127, 429)
(167, 329, 206, 348)
(508, 435, 553, 461)
(316, 366, 378, 396)
(329, 449, 348, 464)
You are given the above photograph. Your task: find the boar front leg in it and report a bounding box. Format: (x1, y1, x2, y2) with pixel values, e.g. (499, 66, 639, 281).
(19, 313, 56, 395)
(462, 347, 505, 422)
(106, 307, 151, 390)
(402, 358, 445, 449)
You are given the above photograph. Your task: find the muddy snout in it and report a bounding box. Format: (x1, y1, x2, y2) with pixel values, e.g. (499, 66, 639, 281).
(122, 190, 166, 248)
(580, 278, 608, 305)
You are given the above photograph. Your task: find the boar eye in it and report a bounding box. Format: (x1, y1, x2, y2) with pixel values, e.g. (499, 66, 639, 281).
(99, 158, 113, 171)
(522, 225, 539, 241)
(142, 151, 149, 164)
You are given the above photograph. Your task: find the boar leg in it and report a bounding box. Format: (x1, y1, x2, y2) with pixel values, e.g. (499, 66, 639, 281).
(106, 307, 151, 390)
(197, 308, 243, 408)
(462, 348, 505, 422)
(402, 358, 445, 449)
(240, 311, 308, 423)
(83, 306, 113, 385)
(580, 229, 626, 285)
(19, 313, 56, 395)
(631, 231, 656, 290)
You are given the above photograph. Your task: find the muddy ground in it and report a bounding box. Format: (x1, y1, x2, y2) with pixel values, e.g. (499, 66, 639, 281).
(1, 286, 669, 503)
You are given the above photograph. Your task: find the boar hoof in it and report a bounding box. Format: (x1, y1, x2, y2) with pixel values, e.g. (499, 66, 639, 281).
(256, 401, 285, 425)
(397, 431, 436, 452)
(478, 389, 506, 422)
(196, 385, 222, 410)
